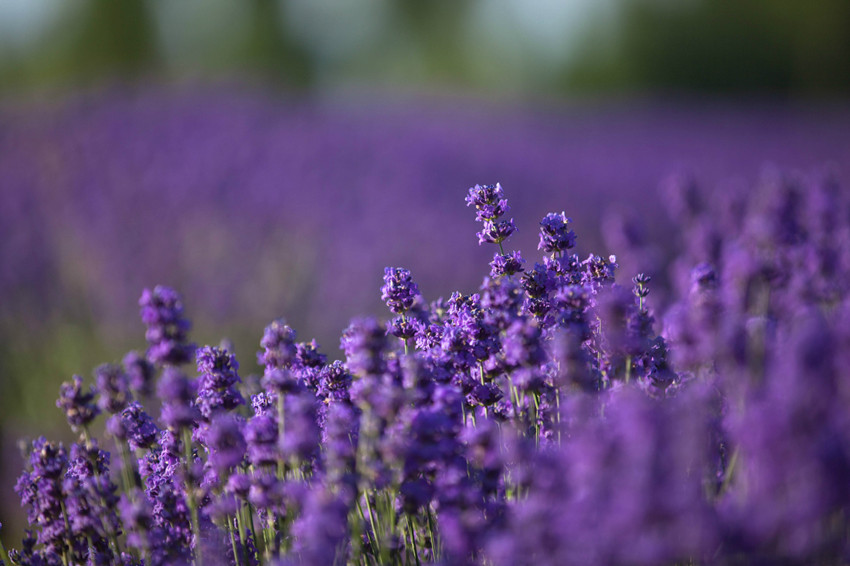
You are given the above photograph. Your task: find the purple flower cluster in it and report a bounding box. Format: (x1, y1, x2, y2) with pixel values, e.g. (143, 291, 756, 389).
(5, 175, 850, 565)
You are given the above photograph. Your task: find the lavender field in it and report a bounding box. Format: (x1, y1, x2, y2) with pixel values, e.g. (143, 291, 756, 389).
(2, 88, 850, 565)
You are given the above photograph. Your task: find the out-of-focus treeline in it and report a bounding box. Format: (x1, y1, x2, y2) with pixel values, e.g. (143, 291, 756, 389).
(0, 0, 848, 97)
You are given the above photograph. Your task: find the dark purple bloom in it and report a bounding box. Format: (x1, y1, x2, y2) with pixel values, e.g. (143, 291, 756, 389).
(381, 267, 421, 315)
(341, 317, 388, 378)
(122, 350, 156, 397)
(490, 251, 525, 278)
(107, 401, 158, 451)
(245, 415, 279, 467)
(139, 285, 195, 366)
(95, 363, 132, 414)
(196, 345, 245, 419)
(538, 212, 576, 255)
(57, 375, 100, 431)
(206, 414, 247, 473)
(158, 367, 200, 429)
(465, 183, 510, 221)
(477, 218, 517, 246)
(258, 318, 298, 371)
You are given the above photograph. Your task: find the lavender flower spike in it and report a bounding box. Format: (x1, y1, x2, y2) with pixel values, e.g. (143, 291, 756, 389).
(538, 211, 576, 254)
(139, 285, 195, 366)
(381, 267, 420, 314)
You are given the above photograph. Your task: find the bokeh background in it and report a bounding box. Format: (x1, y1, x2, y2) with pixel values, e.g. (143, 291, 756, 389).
(2, 0, 850, 540)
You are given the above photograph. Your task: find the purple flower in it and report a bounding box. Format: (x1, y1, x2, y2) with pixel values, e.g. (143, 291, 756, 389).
(381, 267, 421, 315)
(158, 367, 200, 429)
(107, 401, 158, 451)
(57, 375, 100, 431)
(122, 350, 156, 397)
(258, 318, 298, 371)
(206, 414, 247, 473)
(94, 363, 132, 414)
(245, 415, 279, 467)
(465, 183, 508, 220)
(139, 285, 195, 366)
(196, 345, 245, 419)
(477, 218, 517, 246)
(490, 251, 525, 278)
(538, 212, 576, 255)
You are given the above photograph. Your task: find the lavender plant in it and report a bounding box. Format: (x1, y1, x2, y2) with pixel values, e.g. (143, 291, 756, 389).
(4, 176, 850, 565)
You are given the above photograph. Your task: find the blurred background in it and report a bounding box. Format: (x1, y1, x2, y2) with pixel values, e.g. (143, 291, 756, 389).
(1, 0, 850, 540)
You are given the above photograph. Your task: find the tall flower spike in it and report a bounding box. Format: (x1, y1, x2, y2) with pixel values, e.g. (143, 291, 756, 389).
(538, 211, 576, 255)
(258, 318, 298, 370)
(381, 267, 420, 315)
(196, 346, 245, 419)
(94, 363, 132, 414)
(465, 183, 509, 220)
(57, 375, 100, 431)
(139, 285, 195, 366)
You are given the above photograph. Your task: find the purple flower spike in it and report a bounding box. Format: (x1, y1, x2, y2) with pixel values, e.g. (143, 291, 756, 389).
(465, 183, 507, 218)
(381, 267, 421, 315)
(490, 251, 525, 278)
(57, 375, 100, 431)
(122, 350, 156, 397)
(538, 211, 577, 254)
(477, 218, 517, 246)
(206, 414, 247, 473)
(158, 367, 200, 429)
(196, 345, 245, 419)
(259, 318, 298, 371)
(139, 285, 195, 366)
(108, 401, 158, 451)
(94, 363, 132, 414)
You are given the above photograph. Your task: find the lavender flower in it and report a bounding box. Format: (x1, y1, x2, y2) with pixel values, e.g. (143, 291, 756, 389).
(122, 350, 156, 397)
(206, 414, 247, 473)
(196, 346, 245, 419)
(381, 267, 421, 315)
(538, 212, 576, 255)
(57, 375, 100, 431)
(95, 363, 132, 414)
(139, 285, 195, 366)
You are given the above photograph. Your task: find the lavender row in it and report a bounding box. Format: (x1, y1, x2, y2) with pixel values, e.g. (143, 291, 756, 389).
(4, 174, 850, 565)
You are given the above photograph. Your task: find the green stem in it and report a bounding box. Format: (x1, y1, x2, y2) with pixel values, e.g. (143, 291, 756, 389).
(228, 518, 242, 566)
(407, 515, 421, 566)
(236, 504, 248, 565)
(402, 313, 410, 355)
(182, 428, 201, 566)
(364, 492, 382, 558)
(277, 394, 286, 480)
(719, 446, 740, 497)
(426, 508, 438, 562)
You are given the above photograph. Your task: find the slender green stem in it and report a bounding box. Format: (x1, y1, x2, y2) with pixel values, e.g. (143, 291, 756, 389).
(426, 508, 438, 562)
(182, 427, 201, 566)
(228, 517, 242, 566)
(277, 394, 286, 480)
(60, 499, 71, 566)
(402, 313, 410, 355)
(719, 446, 740, 497)
(364, 492, 382, 557)
(498, 241, 505, 255)
(407, 515, 421, 566)
(236, 504, 248, 565)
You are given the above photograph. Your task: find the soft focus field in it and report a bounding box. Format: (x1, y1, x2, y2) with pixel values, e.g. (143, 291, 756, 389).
(2, 87, 850, 559)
